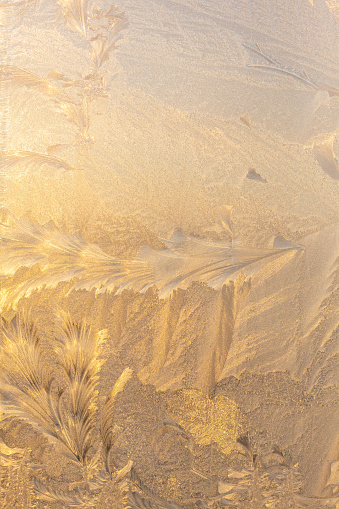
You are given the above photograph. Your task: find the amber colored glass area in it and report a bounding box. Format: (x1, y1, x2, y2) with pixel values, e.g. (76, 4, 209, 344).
(0, 1, 338, 507)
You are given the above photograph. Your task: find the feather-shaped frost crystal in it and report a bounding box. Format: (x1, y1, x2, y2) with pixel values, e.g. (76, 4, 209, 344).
(0, 211, 303, 308)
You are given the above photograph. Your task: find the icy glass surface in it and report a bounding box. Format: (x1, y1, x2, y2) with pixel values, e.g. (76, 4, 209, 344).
(0, 0, 338, 507)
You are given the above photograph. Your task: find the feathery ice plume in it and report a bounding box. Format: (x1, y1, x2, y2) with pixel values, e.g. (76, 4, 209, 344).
(100, 367, 133, 474)
(57, 0, 90, 37)
(0, 210, 303, 308)
(54, 312, 108, 464)
(0, 150, 84, 179)
(0, 313, 61, 441)
(0, 65, 76, 106)
(0, 211, 153, 310)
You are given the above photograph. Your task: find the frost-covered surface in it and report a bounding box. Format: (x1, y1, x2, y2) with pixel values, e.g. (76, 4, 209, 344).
(0, 0, 338, 507)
